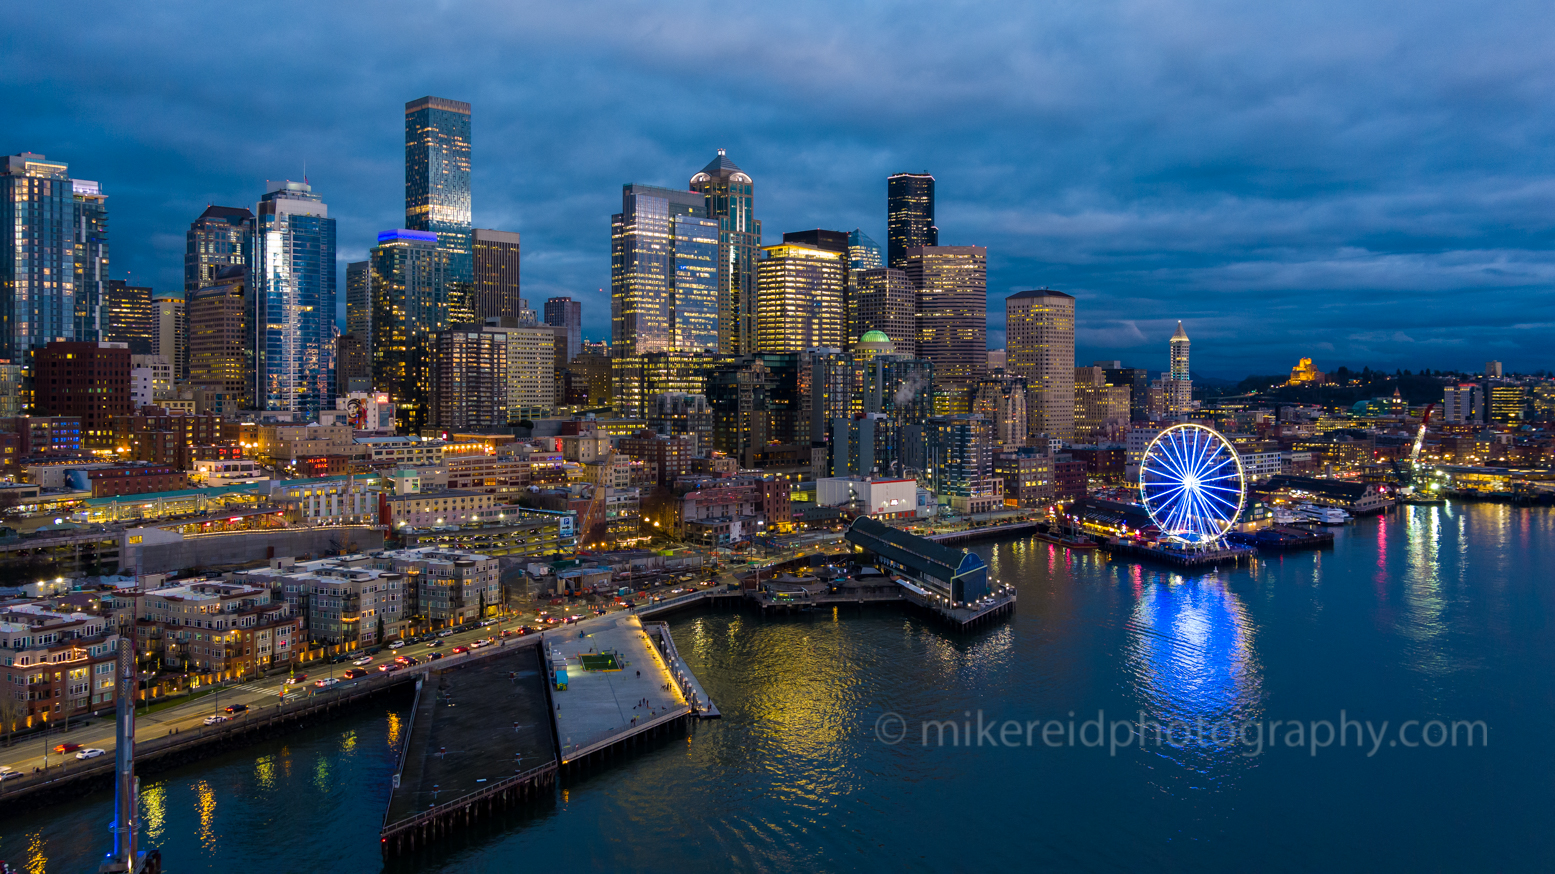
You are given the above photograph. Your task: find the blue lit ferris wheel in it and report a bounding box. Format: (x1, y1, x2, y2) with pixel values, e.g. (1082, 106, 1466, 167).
(1138, 424, 1246, 545)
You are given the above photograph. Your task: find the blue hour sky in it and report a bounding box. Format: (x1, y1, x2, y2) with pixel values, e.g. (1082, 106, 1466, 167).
(5, 0, 1554, 378)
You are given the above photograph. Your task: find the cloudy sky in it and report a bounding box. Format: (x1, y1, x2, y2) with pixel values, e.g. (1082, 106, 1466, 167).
(6, 0, 1554, 378)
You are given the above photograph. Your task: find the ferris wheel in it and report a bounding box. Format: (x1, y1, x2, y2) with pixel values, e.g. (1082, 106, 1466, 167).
(1138, 424, 1246, 544)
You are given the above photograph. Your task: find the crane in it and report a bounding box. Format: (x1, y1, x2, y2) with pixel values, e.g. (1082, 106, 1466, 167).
(1404, 403, 1434, 496)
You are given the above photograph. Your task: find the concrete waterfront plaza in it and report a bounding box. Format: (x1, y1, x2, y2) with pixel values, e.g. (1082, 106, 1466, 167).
(548, 615, 688, 757)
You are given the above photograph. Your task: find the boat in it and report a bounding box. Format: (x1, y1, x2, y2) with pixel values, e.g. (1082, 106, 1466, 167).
(1296, 503, 1350, 525)
(1271, 508, 1301, 525)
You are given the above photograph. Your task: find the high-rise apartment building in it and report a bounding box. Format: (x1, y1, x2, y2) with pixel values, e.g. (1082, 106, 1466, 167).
(187, 266, 253, 408)
(544, 296, 582, 363)
(1168, 321, 1192, 417)
(755, 243, 846, 353)
(472, 229, 522, 320)
(886, 173, 937, 269)
(335, 334, 370, 397)
(185, 205, 253, 292)
(431, 325, 510, 431)
(35, 340, 131, 448)
(405, 96, 473, 284)
(1006, 288, 1075, 441)
(72, 180, 108, 343)
(852, 268, 917, 357)
(371, 229, 450, 432)
(103, 280, 155, 355)
(154, 295, 187, 381)
(689, 150, 761, 355)
(905, 246, 986, 388)
(1442, 383, 1484, 424)
(1489, 385, 1525, 424)
(2, 154, 77, 360)
(926, 414, 995, 499)
(255, 180, 336, 415)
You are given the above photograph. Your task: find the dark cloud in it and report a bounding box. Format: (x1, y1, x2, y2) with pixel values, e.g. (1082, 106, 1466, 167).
(4, 0, 1554, 378)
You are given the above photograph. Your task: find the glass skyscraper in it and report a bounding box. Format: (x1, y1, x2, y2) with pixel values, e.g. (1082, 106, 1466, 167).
(255, 180, 337, 415)
(848, 228, 883, 273)
(689, 150, 761, 355)
(72, 179, 108, 343)
(1, 153, 77, 361)
(370, 229, 451, 432)
(405, 96, 473, 284)
(186, 205, 254, 293)
(887, 173, 937, 270)
(611, 184, 719, 357)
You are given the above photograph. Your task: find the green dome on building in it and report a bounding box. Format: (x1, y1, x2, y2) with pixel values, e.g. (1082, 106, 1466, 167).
(860, 330, 891, 343)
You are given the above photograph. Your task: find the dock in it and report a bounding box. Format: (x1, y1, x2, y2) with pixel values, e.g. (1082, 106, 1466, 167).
(1099, 539, 1255, 568)
(380, 644, 558, 857)
(546, 614, 696, 768)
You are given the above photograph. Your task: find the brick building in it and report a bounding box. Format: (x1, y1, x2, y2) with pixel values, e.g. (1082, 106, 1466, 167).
(0, 604, 121, 727)
(34, 340, 131, 448)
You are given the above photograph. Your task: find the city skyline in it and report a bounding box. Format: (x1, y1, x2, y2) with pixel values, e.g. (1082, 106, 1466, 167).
(6, 2, 1555, 378)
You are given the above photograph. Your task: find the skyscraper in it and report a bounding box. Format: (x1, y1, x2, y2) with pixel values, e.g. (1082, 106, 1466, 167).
(689, 150, 761, 355)
(852, 268, 916, 357)
(544, 296, 582, 363)
(185, 205, 254, 293)
(610, 184, 719, 357)
(431, 325, 510, 431)
(755, 243, 846, 353)
(1006, 288, 1075, 441)
(72, 180, 108, 343)
(472, 228, 522, 320)
(255, 180, 337, 415)
(1, 153, 76, 361)
(1168, 321, 1191, 417)
(371, 229, 450, 431)
(187, 266, 253, 408)
(904, 245, 986, 388)
(346, 260, 371, 348)
(848, 229, 883, 273)
(405, 96, 473, 283)
(887, 173, 937, 270)
(154, 294, 187, 381)
(103, 280, 155, 354)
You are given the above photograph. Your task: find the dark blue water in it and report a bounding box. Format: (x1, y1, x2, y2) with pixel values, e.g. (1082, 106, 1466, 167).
(6, 503, 1552, 871)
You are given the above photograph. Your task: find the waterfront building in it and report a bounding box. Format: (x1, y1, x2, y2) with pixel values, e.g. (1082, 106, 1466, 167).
(470, 228, 523, 321)
(255, 180, 337, 415)
(72, 180, 109, 343)
(995, 448, 1055, 507)
(755, 243, 846, 353)
(186, 266, 253, 409)
(689, 150, 762, 355)
(886, 172, 937, 270)
(905, 246, 986, 389)
(544, 296, 582, 363)
(1168, 321, 1192, 417)
(1006, 288, 1075, 442)
(405, 96, 473, 285)
(0, 603, 120, 725)
(1, 154, 76, 361)
(846, 515, 990, 604)
(371, 229, 450, 431)
(35, 340, 130, 448)
(126, 580, 301, 678)
(1073, 366, 1131, 443)
(103, 280, 155, 354)
(851, 268, 916, 357)
(185, 205, 253, 294)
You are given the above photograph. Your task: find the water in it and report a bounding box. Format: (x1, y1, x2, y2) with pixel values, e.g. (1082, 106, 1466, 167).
(6, 503, 1553, 871)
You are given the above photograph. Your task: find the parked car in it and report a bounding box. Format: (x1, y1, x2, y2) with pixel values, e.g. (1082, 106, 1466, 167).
(53, 743, 81, 754)
(75, 748, 106, 760)
(284, 674, 307, 685)
(314, 677, 340, 689)
(480, 618, 498, 627)
(224, 703, 248, 714)
(342, 668, 367, 679)
(203, 715, 230, 726)
(437, 629, 454, 638)
(352, 656, 373, 666)
(388, 640, 406, 650)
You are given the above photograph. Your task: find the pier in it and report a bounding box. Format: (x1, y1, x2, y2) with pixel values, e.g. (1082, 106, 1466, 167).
(1099, 538, 1255, 568)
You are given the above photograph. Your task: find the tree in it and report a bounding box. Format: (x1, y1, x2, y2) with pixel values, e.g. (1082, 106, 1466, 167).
(0, 693, 26, 747)
(376, 615, 385, 645)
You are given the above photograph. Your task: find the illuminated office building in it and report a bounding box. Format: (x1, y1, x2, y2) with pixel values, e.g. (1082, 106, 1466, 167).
(2, 153, 76, 360)
(852, 268, 916, 357)
(185, 205, 253, 293)
(103, 280, 155, 355)
(887, 173, 937, 270)
(755, 243, 845, 354)
(72, 180, 109, 342)
(904, 246, 986, 389)
(187, 266, 253, 409)
(1006, 288, 1075, 441)
(154, 294, 186, 380)
(689, 150, 761, 355)
(405, 96, 473, 284)
(255, 180, 336, 415)
(544, 296, 582, 363)
(371, 229, 449, 431)
(472, 228, 522, 320)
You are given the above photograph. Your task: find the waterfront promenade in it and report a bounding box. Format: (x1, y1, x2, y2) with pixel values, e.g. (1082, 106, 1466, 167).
(548, 614, 691, 764)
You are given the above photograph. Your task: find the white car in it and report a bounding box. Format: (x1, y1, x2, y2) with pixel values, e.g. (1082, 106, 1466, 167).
(388, 640, 406, 650)
(352, 656, 373, 666)
(0, 767, 20, 781)
(203, 714, 230, 726)
(75, 748, 107, 760)
(437, 630, 454, 638)
(314, 677, 340, 689)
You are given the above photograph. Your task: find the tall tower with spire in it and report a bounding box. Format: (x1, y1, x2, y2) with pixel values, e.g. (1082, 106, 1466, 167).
(690, 150, 761, 355)
(1168, 320, 1192, 416)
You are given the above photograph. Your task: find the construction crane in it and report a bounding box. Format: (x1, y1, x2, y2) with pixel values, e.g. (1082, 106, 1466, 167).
(1402, 403, 1435, 497)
